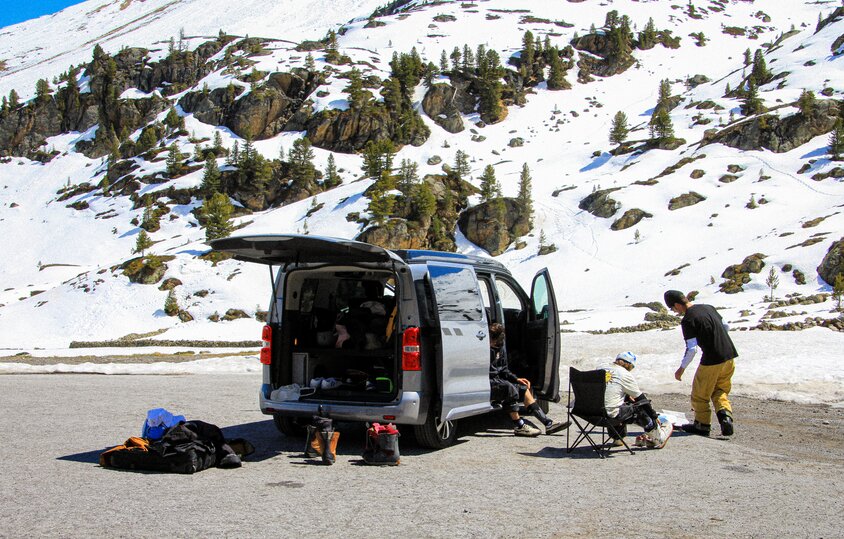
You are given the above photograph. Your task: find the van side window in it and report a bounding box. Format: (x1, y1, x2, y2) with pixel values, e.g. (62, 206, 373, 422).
(477, 276, 495, 323)
(495, 278, 524, 311)
(429, 265, 483, 322)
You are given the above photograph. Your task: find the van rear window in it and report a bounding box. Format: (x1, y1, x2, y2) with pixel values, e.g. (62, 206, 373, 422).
(428, 265, 483, 322)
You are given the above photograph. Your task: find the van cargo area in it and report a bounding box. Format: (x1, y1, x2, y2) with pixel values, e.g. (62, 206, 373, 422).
(272, 267, 399, 403)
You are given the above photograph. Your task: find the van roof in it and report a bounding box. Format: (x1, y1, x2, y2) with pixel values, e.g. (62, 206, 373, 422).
(393, 249, 509, 273)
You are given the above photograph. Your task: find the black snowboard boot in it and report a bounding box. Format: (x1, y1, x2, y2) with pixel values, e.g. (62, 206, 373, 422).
(716, 409, 734, 436)
(681, 420, 711, 436)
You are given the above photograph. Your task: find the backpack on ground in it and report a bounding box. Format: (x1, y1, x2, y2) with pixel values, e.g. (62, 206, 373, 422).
(362, 422, 400, 466)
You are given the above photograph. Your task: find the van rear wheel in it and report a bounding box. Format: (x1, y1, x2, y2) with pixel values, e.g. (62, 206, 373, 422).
(413, 407, 457, 449)
(273, 414, 306, 437)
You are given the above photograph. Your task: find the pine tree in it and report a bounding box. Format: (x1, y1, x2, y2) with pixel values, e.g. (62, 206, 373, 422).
(212, 131, 224, 155)
(522, 30, 536, 74)
(609, 111, 630, 145)
(289, 137, 317, 189)
(440, 50, 449, 72)
(830, 119, 844, 160)
(361, 139, 395, 179)
(743, 48, 752, 66)
(751, 49, 770, 84)
(546, 48, 569, 90)
(740, 76, 765, 116)
(396, 158, 419, 195)
(833, 274, 844, 311)
(137, 127, 159, 154)
(479, 165, 501, 203)
(344, 67, 367, 110)
(305, 53, 315, 71)
(203, 192, 234, 241)
(657, 79, 672, 108)
(517, 163, 534, 228)
(450, 47, 461, 71)
(164, 289, 179, 316)
(649, 108, 674, 140)
(324, 153, 341, 188)
(454, 150, 471, 180)
(8, 89, 19, 109)
(166, 143, 183, 177)
(368, 175, 395, 227)
(164, 107, 181, 130)
(766, 266, 779, 301)
(133, 229, 153, 256)
(201, 156, 221, 194)
(35, 79, 52, 102)
(797, 89, 816, 115)
(411, 182, 436, 222)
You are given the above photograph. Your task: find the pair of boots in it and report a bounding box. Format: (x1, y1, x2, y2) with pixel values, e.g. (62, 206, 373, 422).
(362, 423, 400, 466)
(682, 410, 734, 437)
(305, 416, 339, 465)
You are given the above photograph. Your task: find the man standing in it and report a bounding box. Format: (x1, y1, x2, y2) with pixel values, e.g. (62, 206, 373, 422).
(664, 290, 737, 436)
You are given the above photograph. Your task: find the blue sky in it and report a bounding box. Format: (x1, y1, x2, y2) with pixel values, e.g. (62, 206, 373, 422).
(0, 0, 87, 29)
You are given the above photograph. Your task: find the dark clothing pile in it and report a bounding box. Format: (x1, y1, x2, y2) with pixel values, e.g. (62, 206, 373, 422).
(100, 420, 252, 474)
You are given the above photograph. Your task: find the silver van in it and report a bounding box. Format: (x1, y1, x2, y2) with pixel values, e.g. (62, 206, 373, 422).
(211, 234, 560, 448)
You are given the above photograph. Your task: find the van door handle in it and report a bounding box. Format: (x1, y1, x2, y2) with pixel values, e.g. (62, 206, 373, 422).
(476, 331, 486, 340)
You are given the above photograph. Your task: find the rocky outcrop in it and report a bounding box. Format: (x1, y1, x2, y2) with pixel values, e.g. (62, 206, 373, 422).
(422, 83, 465, 133)
(611, 208, 652, 230)
(572, 33, 635, 78)
(720, 253, 766, 294)
(356, 219, 430, 249)
(121, 256, 174, 285)
(179, 69, 322, 139)
(579, 188, 621, 218)
(668, 191, 705, 210)
(705, 100, 840, 153)
(306, 105, 429, 153)
(817, 237, 844, 286)
(458, 198, 531, 256)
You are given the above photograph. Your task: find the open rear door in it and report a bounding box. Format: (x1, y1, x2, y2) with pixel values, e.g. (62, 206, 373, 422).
(208, 234, 397, 265)
(427, 263, 493, 422)
(527, 268, 561, 402)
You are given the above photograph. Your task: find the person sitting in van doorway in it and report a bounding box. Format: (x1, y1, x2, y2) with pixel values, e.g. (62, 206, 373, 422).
(489, 323, 569, 437)
(605, 352, 671, 449)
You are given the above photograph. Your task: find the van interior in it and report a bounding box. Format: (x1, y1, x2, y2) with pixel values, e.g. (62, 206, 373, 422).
(273, 267, 399, 403)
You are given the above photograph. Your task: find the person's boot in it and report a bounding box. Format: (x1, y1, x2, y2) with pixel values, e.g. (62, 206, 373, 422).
(513, 420, 541, 437)
(716, 409, 734, 436)
(681, 420, 711, 436)
(544, 420, 571, 435)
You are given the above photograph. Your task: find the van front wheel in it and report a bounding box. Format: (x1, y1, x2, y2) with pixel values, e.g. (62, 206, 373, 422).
(273, 414, 306, 437)
(413, 407, 457, 449)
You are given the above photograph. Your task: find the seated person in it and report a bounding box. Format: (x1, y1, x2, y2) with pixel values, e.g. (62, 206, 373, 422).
(489, 323, 569, 437)
(605, 351, 671, 448)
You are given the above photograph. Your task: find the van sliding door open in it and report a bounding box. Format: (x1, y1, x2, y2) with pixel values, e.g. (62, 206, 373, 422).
(428, 264, 493, 421)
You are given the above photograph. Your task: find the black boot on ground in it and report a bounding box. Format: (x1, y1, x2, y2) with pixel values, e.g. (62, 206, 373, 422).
(681, 421, 711, 436)
(716, 409, 734, 436)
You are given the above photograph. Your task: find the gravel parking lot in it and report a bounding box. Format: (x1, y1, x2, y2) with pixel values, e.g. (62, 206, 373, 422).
(0, 372, 841, 538)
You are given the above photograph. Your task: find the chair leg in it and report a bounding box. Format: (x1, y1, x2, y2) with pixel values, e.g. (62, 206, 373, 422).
(567, 417, 607, 459)
(606, 423, 635, 455)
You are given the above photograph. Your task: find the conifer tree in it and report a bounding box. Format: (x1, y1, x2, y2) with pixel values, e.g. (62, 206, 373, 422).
(411, 182, 436, 222)
(212, 131, 224, 155)
(450, 47, 461, 71)
(8, 89, 19, 109)
(638, 17, 657, 49)
(368, 174, 395, 227)
(462, 44, 475, 73)
(289, 137, 317, 189)
(740, 76, 765, 116)
(609, 111, 630, 146)
(830, 119, 844, 160)
(751, 49, 771, 84)
(440, 50, 449, 72)
(649, 108, 674, 140)
(479, 165, 501, 203)
(833, 274, 844, 311)
(517, 164, 534, 228)
(35, 79, 52, 102)
(361, 139, 395, 179)
(657, 79, 672, 108)
(305, 53, 315, 71)
(164, 107, 182, 131)
(164, 289, 179, 316)
(203, 192, 234, 241)
(323, 153, 341, 188)
(397, 158, 419, 195)
(743, 48, 752, 66)
(137, 127, 159, 154)
(344, 67, 367, 110)
(201, 156, 221, 194)
(133, 229, 153, 256)
(546, 48, 569, 90)
(522, 30, 536, 73)
(166, 143, 183, 177)
(454, 150, 471, 180)
(797, 89, 816, 115)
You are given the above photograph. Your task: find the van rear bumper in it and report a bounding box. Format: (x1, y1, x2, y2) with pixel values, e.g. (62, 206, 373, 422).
(259, 390, 423, 424)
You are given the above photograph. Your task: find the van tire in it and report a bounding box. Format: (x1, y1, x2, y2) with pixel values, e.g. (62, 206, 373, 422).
(413, 407, 457, 449)
(273, 414, 306, 437)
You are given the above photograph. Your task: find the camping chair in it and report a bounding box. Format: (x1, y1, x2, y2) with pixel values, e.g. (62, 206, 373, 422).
(566, 367, 635, 458)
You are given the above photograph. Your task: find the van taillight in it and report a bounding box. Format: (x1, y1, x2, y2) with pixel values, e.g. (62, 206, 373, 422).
(260, 325, 272, 365)
(401, 326, 421, 371)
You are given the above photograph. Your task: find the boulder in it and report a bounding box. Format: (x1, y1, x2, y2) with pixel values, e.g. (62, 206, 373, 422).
(579, 188, 621, 218)
(306, 106, 429, 153)
(668, 191, 706, 210)
(121, 256, 174, 285)
(356, 219, 429, 250)
(611, 208, 653, 231)
(817, 237, 844, 286)
(458, 198, 531, 256)
(421, 83, 465, 133)
(571, 33, 636, 78)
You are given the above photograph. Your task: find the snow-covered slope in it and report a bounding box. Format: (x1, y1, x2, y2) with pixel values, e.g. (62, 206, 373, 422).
(1, 0, 843, 349)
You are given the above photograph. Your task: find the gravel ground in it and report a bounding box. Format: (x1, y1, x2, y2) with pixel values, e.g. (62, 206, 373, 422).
(0, 372, 841, 538)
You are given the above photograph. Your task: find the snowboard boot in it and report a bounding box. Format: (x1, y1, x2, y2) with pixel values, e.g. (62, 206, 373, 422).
(681, 420, 711, 436)
(716, 409, 734, 436)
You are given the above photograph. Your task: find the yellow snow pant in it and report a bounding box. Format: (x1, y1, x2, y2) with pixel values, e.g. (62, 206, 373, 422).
(691, 359, 734, 425)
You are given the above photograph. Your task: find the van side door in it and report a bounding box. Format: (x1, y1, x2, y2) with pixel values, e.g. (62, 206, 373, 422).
(527, 269, 561, 401)
(427, 263, 493, 421)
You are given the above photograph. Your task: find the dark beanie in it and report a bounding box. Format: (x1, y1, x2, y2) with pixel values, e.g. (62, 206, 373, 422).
(664, 290, 686, 307)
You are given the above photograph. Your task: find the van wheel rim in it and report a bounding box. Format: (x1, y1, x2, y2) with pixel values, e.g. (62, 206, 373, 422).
(437, 418, 452, 440)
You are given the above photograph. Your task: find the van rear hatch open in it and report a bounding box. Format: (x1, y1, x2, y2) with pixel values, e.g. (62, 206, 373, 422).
(208, 234, 401, 265)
